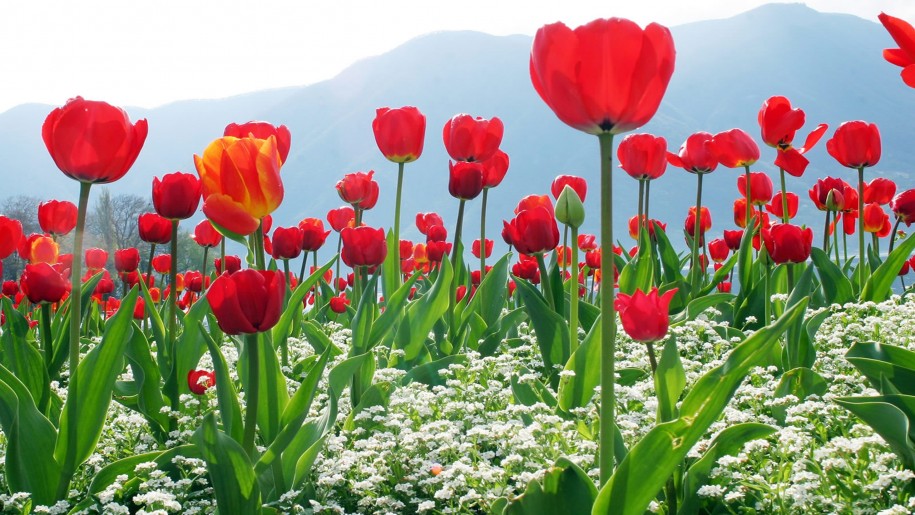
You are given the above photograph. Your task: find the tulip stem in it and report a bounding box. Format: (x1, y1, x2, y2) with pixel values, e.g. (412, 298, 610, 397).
(833, 214, 841, 265)
(281, 260, 291, 366)
(744, 165, 753, 229)
(889, 217, 903, 255)
(448, 200, 466, 344)
(569, 226, 580, 353)
(243, 333, 260, 458)
(858, 167, 867, 291)
(823, 211, 831, 255)
(394, 162, 405, 280)
(255, 223, 266, 271)
(536, 253, 555, 311)
(201, 247, 209, 289)
(690, 173, 704, 297)
(638, 179, 645, 238)
(480, 188, 488, 281)
(598, 132, 617, 486)
(778, 168, 790, 224)
(58, 180, 91, 500)
(166, 219, 180, 419)
(40, 303, 53, 371)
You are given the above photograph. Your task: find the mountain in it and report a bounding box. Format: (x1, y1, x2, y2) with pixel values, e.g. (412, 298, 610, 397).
(1, 3, 912, 260)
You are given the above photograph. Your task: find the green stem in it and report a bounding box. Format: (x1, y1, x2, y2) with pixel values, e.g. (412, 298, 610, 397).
(41, 303, 53, 370)
(833, 213, 841, 266)
(744, 165, 752, 228)
(243, 333, 260, 458)
(201, 247, 209, 290)
(858, 167, 866, 291)
(644, 179, 651, 222)
(822, 211, 831, 254)
(764, 254, 772, 324)
(637, 179, 645, 239)
(536, 253, 555, 311)
(562, 224, 569, 276)
(167, 219, 180, 417)
(335, 236, 343, 291)
(480, 188, 488, 281)
(448, 199, 466, 343)
(598, 132, 616, 486)
(690, 173, 704, 297)
(58, 180, 91, 500)
(280, 259, 291, 367)
(778, 168, 789, 224)
(393, 162, 405, 289)
(254, 222, 266, 271)
(298, 252, 308, 285)
(219, 238, 225, 271)
(889, 217, 903, 255)
(569, 226, 580, 353)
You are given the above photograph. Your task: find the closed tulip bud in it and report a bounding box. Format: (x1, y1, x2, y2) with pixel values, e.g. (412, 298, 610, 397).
(515, 194, 554, 216)
(471, 239, 493, 259)
(708, 238, 730, 263)
(892, 189, 915, 226)
(554, 185, 585, 228)
(152, 254, 172, 274)
(299, 218, 331, 252)
(20, 263, 69, 304)
(192, 220, 222, 248)
(737, 172, 773, 206)
(326, 207, 356, 233)
(826, 121, 881, 169)
(373, 106, 426, 163)
(762, 223, 813, 264)
(187, 369, 216, 395)
(723, 230, 744, 251)
(426, 224, 448, 243)
(85, 248, 108, 270)
(153, 172, 201, 220)
(336, 171, 379, 210)
(329, 294, 350, 314)
(224, 121, 291, 163)
(399, 240, 414, 260)
(114, 248, 140, 273)
(271, 226, 305, 260)
(481, 150, 510, 188)
(214, 256, 242, 275)
(0, 216, 23, 260)
(207, 269, 284, 334)
(684, 206, 712, 237)
(341, 226, 387, 268)
(863, 203, 889, 234)
(614, 287, 678, 343)
(448, 161, 484, 200)
(138, 213, 173, 244)
(617, 133, 668, 180)
(38, 200, 78, 236)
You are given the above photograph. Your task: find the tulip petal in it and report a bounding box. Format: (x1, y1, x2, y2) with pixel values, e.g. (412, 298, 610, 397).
(775, 148, 809, 177)
(203, 194, 261, 237)
(902, 65, 915, 88)
(880, 13, 915, 62)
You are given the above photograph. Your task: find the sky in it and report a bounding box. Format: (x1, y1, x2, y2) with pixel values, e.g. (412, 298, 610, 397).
(2, 0, 914, 114)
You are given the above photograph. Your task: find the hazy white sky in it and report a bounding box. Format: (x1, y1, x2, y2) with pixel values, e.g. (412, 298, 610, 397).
(2, 0, 913, 114)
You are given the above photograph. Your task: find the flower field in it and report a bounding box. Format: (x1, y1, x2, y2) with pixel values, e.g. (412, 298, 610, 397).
(2, 10, 915, 515)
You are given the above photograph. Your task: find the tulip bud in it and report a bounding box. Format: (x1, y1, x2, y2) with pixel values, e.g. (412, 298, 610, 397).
(554, 185, 585, 229)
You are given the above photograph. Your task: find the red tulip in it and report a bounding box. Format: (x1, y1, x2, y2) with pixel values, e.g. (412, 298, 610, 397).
(151, 254, 172, 274)
(863, 203, 890, 234)
(2, 281, 19, 297)
(38, 200, 77, 236)
(758, 96, 828, 177)
(114, 248, 140, 273)
(448, 161, 484, 200)
(214, 256, 242, 275)
(481, 150, 510, 189)
(426, 225, 448, 243)
(711, 128, 759, 168)
(271, 226, 305, 260)
(585, 248, 601, 269)
(614, 287, 677, 343)
(809, 177, 848, 211)
(667, 132, 718, 174)
(42, 97, 148, 184)
(617, 133, 668, 180)
(85, 248, 108, 270)
(515, 195, 554, 216)
(0, 216, 23, 260)
(207, 269, 284, 334)
(578, 233, 597, 251)
(765, 192, 798, 220)
(891, 189, 915, 225)
(512, 256, 540, 283)
(20, 263, 69, 304)
(737, 172, 773, 205)
(341, 226, 387, 267)
(93, 270, 115, 296)
(299, 218, 331, 252)
(826, 121, 881, 169)
(708, 238, 730, 263)
(723, 229, 743, 251)
(530, 18, 675, 135)
(550, 175, 587, 202)
(20, 234, 59, 265)
(878, 12, 915, 88)
(425, 241, 452, 263)
(505, 205, 560, 255)
(864, 178, 897, 205)
(329, 294, 350, 314)
(138, 213, 173, 244)
(224, 121, 291, 163)
(336, 171, 379, 210)
(153, 172, 201, 220)
(193, 220, 223, 248)
(763, 224, 813, 264)
(684, 206, 712, 237)
(628, 215, 666, 240)
(416, 212, 445, 236)
(472, 239, 494, 259)
(327, 206, 356, 233)
(442, 114, 503, 162)
(373, 106, 426, 163)
(187, 369, 216, 395)
(185, 271, 209, 293)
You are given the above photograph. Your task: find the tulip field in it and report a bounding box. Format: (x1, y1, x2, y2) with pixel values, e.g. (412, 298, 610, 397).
(6, 11, 915, 515)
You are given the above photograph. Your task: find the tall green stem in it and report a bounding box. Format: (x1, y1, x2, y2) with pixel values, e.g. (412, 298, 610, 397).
(778, 168, 795, 290)
(58, 180, 91, 499)
(858, 167, 866, 290)
(393, 162, 405, 288)
(535, 253, 555, 310)
(637, 179, 645, 238)
(280, 259, 291, 366)
(744, 165, 752, 228)
(598, 132, 616, 486)
(167, 219, 180, 416)
(888, 217, 903, 255)
(41, 303, 53, 370)
(569, 226, 580, 353)
(201, 247, 209, 289)
(822, 211, 831, 254)
(644, 179, 651, 222)
(243, 332, 260, 458)
(833, 213, 841, 265)
(480, 188, 488, 281)
(448, 200, 466, 343)
(690, 173, 704, 297)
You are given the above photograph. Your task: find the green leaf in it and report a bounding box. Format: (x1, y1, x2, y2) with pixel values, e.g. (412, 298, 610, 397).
(119, 326, 169, 438)
(0, 298, 50, 414)
(592, 299, 807, 515)
(846, 341, 915, 396)
(672, 293, 734, 325)
(137, 273, 167, 362)
(271, 257, 336, 345)
(344, 381, 394, 431)
(680, 423, 777, 513)
(558, 315, 601, 412)
(478, 308, 525, 357)
(515, 278, 570, 388)
(810, 247, 854, 305)
(697, 253, 738, 297)
(299, 320, 341, 356)
(368, 271, 421, 350)
(771, 367, 828, 424)
(174, 297, 212, 398)
(193, 413, 262, 514)
(504, 458, 596, 515)
(381, 229, 401, 307)
(861, 233, 915, 302)
(654, 337, 685, 422)
(394, 256, 452, 363)
(784, 264, 816, 370)
(238, 332, 289, 445)
(511, 367, 557, 409)
(655, 226, 685, 285)
(402, 354, 468, 387)
(735, 225, 758, 306)
(835, 395, 915, 468)
(199, 323, 244, 444)
(461, 252, 510, 329)
(55, 287, 138, 473)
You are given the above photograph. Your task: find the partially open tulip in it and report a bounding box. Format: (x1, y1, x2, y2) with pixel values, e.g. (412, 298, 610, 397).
(416, 212, 444, 235)
(550, 175, 587, 202)
(614, 287, 677, 343)
(85, 248, 108, 270)
(737, 172, 773, 206)
(684, 206, 712, 237)
(42, 97, 148, 184)
(826, 121, 882, 169)
(20, 263, 69, 304)
(114, 248, 140, 273)
(0, 216, 23, 259)
(763, 223, 813, 264)
(448, 161, 485, 200)
(214, 256, 242, 275)
(864, 178, 897, 205)
(341, 226, 387, 267)
(336, 171, 379, 211)
(151, 254, 172, 275)
(26, 235, 59, 265)
(878, 12, 915, 88)
(863, 203, 890, 234)
(481, 150, 510, 188)
(758, 96, 828, 177)
(207, 269, 284, 334)
(138, 213, 173, 244)
(711, 128, 759, 168)
(442, 114, 503, 162)
(708, 238, 730, 263)
(505, 205, 560, 255)
(153, 172, 201, 220)
(187, 369, 216, 395)
(617, 133, 668, 180)
(809, 177, 848, 211)
(224, 121, 291, 163)
(329, 294, 350, 314)
(299, 218, 331, 252)
(472, 239, 494, 259)
(723, 229, 743, 251)
(326, 207, 356, 232)
(193, 220, 222, 248)
(668, 132, 718, 174)
(271, 226, 305, 260)
(426, 225, 448, 243)
(38, 200, 77, 236)
(765, 192, 798, 220)
(373, 106, 426, 163)
(892, 189, 915, 225)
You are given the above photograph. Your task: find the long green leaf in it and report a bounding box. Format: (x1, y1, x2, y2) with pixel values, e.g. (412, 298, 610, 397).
(810, 248, 854, 305)
(515, 278, 570, 386)
(119, 325, 169, 438)
(193, 413, 262, 514)
(199, 323, 244, 444)
(846, 341, 915, 395)
(835, 395, 915, 468)
(558, 315, 600, 412)
(504, 458, 597, 514)
(368, 271, 421, 349)
(174, 297, 212, 397)
(861, 233, 915, 301)
(238, 332, 289, 445)
(271, 257, 336, 344)
(0, 298, 50, 414)
(394, 256, 452, 363)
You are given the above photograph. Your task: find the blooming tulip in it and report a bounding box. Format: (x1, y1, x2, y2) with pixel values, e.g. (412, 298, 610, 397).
(207, 269, 284, 334)
(758, 96, 828, 177)
(723, 230, 743, 251)
(38, 200, 77, 236)
(878, 12, 915, 88)
(617, 133, 668, 180)
(373, 106, 426, 163)
(737, 172, 773, 206)
(271, 226, 305, 260)
(863, 203, 890, 234)
(336, 171, 379, 211)
(329, 294, 350, 314)
(684, 206, 712, 237)
(448, 161, 484, 200)
(153, 172, 201, 220)
(138, 213, 173, 244)
(442, 114, 503, 162)
(826, 121, 882, 170)
(114, 248, 140, 273)
(668, 132, 718, 174)
(864, 178, 897, 205)
(20, 263, 69, 304)
(224, 121, 291, 163)
(25, 235, 59, 265)
(215, 256, 242, 275)
(416, 212, 444, 236)
(327, 206, 356, 232)
(0, 216, 23, 260)
(765, 192, 798, 220)
(505, 206, 560, 255)
(472, 239, 494, 259)
(299, 218, 331, 252)
(763, 224, 813, 264)
(614, 287, 677, 343)
(85, 248, 108, 270)
(193, 220, 222, 248)
(892, 189, 915, 225)
(711, 128, 759, 168)
(151, 254, 171, 275)
(481, 150, 510, 188)
(341, 226, 387, 267)
(708, 238, 730, 263)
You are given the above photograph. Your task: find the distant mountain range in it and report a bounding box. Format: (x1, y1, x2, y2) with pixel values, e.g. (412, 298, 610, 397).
(2, 3, 913, 259)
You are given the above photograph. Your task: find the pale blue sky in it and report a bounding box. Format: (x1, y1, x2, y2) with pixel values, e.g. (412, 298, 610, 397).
(1, 0, 912, 114)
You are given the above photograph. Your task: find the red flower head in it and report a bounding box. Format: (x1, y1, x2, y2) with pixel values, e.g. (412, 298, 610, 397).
(891, 189, 915, 225)
(550, 175, 587, 202)
(863, 203, 890, 234)
(20, 263, 69, 304)
(878, 13, 915, 88)
(481, 150, 510, 189)
(399, 240, 414, 261)
(585, 248, 602, 269)
(723, 229, 743, 251)
(426, 224, 448, 243)
(336, 171, 379, 210)
(416, 212, 445, 236)
(578, 233, 597, 251)
(153, 172, 201, 220)
(668, 132, 718, 174)
(373, 106, 426, 163)
(505, 205, 560, 255)
(326, 206, 356, 233)
(472, 238, 494, 259)
(530, 18, 675, 135)
(93, 270, 115, 296)
(808, 177, 848, 211)
(711, 128, 759, 168)
(425, 241, 452, 263)
(708, 238, 730, 263)
(224, 121, 291, 163)
(85, 248, 108, 270)
(341, 226, 387, 267)
(765, 192, 799, 220)
(684, 206, 712, 237)
(617, 133, 668, 180)
(2, 281, 19, 297)
(826, 121, 882, 169)
(448, 161, 485, 200)
(515, 195, 554, 216)
(864, 178, 897, 205)
(512, 255, 540, 283)
(758, 96, 828, 177)
(329, 294, 351, 314)
(26, 236, 59, 265)
(207, 269, 284, 334)
(442, 114, 503, 162)
(762, 223, 813, 264)
(214, 255, 242, 275)
(38, 200, 77, 236)
(151, 254, 172, 275)
(614, 287, 677, 343)
(299, 218, 331, 252)
(271, 226, 305, 260)
(0, 216, 23, 260)
(138, 213, 173, 245)
(187, 369, 216, 395)
(42, 97, 148, 184)
(184, 270, 207, 293)
(737, 172, 773, 206)
(114, 248, 140, 273)
(192, 220, 222, 248)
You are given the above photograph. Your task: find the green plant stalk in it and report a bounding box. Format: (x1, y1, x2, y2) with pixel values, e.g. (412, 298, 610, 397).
(335, 237, 342, 290)
(764, 256, 772, 324)
(888, 217, 903, 255)
(280, 259, 291, 366)
(833, 213, 841, 265)
(744, 165, 752, 228)
(644, 179, 652, 221)
(778, 168, 795, 291)
(448, 199, 466, 343)
(40, 303, 53, 369)
(598, 132, 616, 486)
(637, 179, 645, 238)
(58, 180, 91, 500)
(393, 162, 405, 288)
(201, 246, 209, 287)
(243, 332, 260, 458)
(145, 243, 157, 281)
(480, 188, 488, 281)
(298, 252, 308, 285)
(535, 253, 555, 311)
(648, 338, 678, 513)
(822, 210, 831, 255)
(166, 219, 180, 417)
(562, 224, 569, 276)
(690, 173, 704, 297)
(873, 233, 880, 258)
(569, 226, 580, 353)
(858, 166, 866, 291)
(254, 223, 267, 271)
